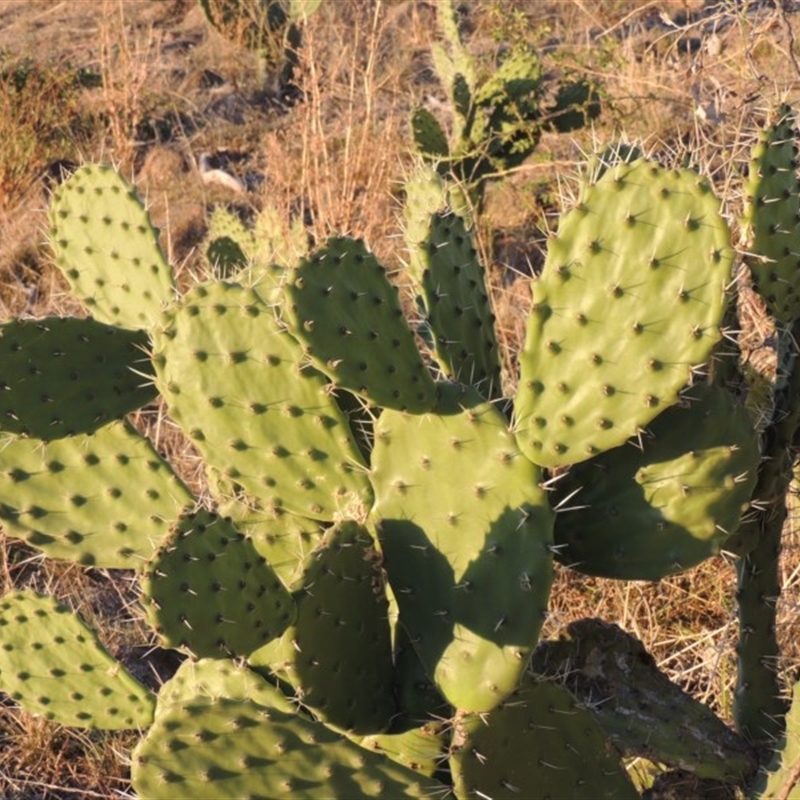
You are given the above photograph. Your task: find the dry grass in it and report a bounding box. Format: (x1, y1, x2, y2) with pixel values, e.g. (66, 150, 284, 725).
(0, 0, 800, 796)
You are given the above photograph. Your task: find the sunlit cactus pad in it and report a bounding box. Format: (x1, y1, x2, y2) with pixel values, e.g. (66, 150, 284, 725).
(743, 104, 800, 322)
(372, 382, 553, 712)
(132, 697, 447, 799)
(153, 280, 371, 520)
(0, 420, 193, 568)
(284, 237, 438, 413)
(0, 591, 154, 730)
(516, 157, 732, 467)
(48, 164, 174, 329)
(552, 383, 759, 580)
(143, 510, 296, 658)
(0, 318, 156, 439)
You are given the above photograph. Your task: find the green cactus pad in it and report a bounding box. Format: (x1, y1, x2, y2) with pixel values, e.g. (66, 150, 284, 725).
(0, 318, 156, 439)
(156, 657, 295, 717)
(0, 420, 193, 568)
(143, 510, 296, 659)
(743, 105, 800, 323)
(419, 211, 501, 395)
(552, 383, 759, 580)
(450, 675, 638, 800)
(283, 237, 438, 413)
(215, 491, 325, 590)
(0, 591, 154, 729)
(750, 681, 800, 798)
(532, 619, 757, 784)
(153, 281, 372, 520)
(249, 521, 396, 734)
(205, 207, 254, 277)
(356, 722, 448, 780)
(48, 164, 175, 329)
(132, 696, 448, 799)
(372, 382, 553, 713)
(515, 158, 732, 467)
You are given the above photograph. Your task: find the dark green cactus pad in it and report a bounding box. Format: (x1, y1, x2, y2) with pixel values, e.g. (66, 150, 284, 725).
(153, 281, 372, 520)
(48, 164, 175, 329)
(249, 521, 396, 734)
(0, 420, 193, 568)
(532, 619, 757, 784)
(215, 488, 325, 590)
(392, 623, 451, 722)
(419, 211, 501, 395)
(132, 696, 448, 799)
(205, 207, 254, 277)
(743, 104, 800, 323)
(283, 237, 438, 413)
(372, 382, 554, 713)
(143, 509, 296, 659)
(411, 107, 450, 160)
(515, 158, 733, 468)
(552, 383, 759, 580)
(156, 657, 295, 717)
(0, 591, 154, 730)
(0, 318, 156, 439)
(749, 681, 800, 798)
(450, 675, 638, 800)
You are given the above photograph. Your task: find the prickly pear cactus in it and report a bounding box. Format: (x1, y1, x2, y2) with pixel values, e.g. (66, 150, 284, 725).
(515, 158, 732, 468)
(0, 591, 154, 730)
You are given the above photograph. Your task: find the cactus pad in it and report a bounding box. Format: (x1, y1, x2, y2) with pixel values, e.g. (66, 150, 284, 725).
(132, 696, 447, 799)
(283, 237, 438, 412)
(143, 509, 296, 658)
(419, 211, 501, 395)
(750, 681, 800, 798)
(450, 675, 638, 800)
(552, 383, 759, 580)
(372, 382, 553, 712)
(0, 591, 154, 729)
(153, 281, 372, 520)
(0, 318, 156, 439)
(249, 521, 396, 734)
(48, 164, 175, 329)
(743, 105, 800, 323)
(515, 158, 732, 467)
(0, 420, 193, 568)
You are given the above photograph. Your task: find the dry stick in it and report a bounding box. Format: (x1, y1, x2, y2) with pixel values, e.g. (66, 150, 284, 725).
(735, 319, 800, 749)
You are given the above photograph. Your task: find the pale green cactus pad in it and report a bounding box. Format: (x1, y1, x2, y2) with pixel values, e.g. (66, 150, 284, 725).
(0, 420, 193, 568)
(0, 591, 154, 730)
(372, 382, 553, 713)
(153, 280, 372, 520)
(48, 164, 174, 329)
(515, 158, 732, 467)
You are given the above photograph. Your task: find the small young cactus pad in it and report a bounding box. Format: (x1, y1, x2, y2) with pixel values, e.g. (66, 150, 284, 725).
(0, 591, 154, 730)
(515, 158, 732, 468)
(48, 164, 175, 329)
